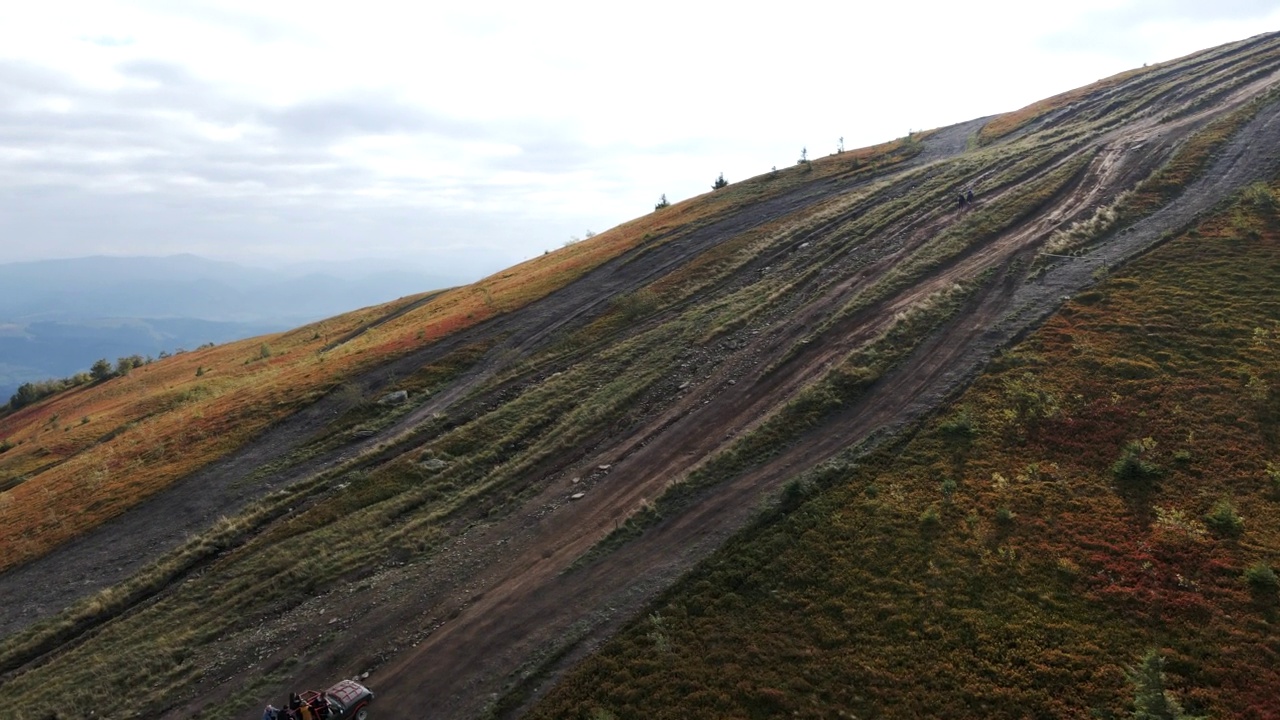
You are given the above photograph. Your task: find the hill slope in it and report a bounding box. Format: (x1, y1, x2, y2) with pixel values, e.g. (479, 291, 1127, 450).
(1, 31, 1279, 720)
(0, 254, 470, 401)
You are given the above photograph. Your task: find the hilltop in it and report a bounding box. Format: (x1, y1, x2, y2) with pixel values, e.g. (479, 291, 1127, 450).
(1, 31, 1279, 719)
(0, 254, 474, 401)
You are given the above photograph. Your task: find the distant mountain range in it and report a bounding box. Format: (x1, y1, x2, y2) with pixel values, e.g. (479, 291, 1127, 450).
(0, 254, 470, 399)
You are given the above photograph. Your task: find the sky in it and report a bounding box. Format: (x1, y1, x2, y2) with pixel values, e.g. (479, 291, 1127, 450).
(1, 1, 1278, 280)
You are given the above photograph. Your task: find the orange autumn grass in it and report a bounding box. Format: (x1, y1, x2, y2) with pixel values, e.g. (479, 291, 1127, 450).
(0, 136, 914, 574)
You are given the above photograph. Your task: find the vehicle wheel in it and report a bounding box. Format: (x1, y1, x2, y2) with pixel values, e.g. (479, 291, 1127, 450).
(355, 709, 369, 720)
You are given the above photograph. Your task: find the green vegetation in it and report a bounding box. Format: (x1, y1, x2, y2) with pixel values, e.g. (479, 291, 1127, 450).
(90, 357, 113, 381)
(1112, 437, 1162, 485)
(6, 354, 154, 412)
(531, 178, 1280, 718)
(1243, 561, 1279, 594)
(1203, 497, 1244, 537)
(1128, 650, 1206, 720)
(6, 373, 92, 412)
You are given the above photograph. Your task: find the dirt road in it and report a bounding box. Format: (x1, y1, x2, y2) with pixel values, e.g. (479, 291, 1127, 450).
(346, 91, 1280, 720)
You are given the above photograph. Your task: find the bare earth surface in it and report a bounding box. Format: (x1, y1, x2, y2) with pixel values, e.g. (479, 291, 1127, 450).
(4, 58, 1280, 720)
(0, 115, 986, 641)
(202, 86, 1278, 718)
(351, 93, 1280, 720)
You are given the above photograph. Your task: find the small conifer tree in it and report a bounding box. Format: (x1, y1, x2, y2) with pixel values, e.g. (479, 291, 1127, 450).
(90, 358, 113, 382)
(1128, 650, 1205, 720)
(712, 173, 728, 190)
(654, 193, 670, 210)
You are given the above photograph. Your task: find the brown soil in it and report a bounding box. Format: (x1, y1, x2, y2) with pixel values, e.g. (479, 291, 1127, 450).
(353, 91, 1280, 720)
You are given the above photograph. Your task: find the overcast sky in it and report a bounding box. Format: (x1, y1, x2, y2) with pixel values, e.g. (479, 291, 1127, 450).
(1, 1, 1278, 279)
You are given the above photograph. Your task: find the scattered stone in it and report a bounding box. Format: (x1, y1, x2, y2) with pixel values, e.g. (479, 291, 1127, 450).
(354, 429, 376, 438)
(679, 381, 691, 390)
(378, 390, 409, 405)
(571, 477, 580, 484)
(597, 464, 612, 471)
(421, 458, 449, 472)
(570, 493, 586, 501)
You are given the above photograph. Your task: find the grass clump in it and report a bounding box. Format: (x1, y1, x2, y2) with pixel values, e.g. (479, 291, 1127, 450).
(1127, 649, 1206, 720)
(1203, 498, 1243, 537)
(919, 505, 941, 529)
(1243, 562, 1279, 594)
(938, 406, 978, 444)
(994, 505, 1015, 525)
(1042, 191, 1130, 258)
(1112, 438, 1162, 485)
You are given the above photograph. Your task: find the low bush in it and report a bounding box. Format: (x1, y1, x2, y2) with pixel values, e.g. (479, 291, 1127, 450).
(779, 479, 814, 511)
(1127, 649, 1203, 720)
(1112, 438, 1162, 484)
(920, 506, 941, 529)
(938, 407, 978, 443)
(1203, 498, 1243, 537)
(995, 505, 1015, 525)
(1243, 562, 1279, 594)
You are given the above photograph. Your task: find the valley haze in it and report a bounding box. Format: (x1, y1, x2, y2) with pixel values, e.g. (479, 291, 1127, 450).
(0, 254, 480, 401)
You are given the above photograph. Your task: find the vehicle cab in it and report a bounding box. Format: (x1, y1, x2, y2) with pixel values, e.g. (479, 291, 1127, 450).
(299, 679, 374, 720)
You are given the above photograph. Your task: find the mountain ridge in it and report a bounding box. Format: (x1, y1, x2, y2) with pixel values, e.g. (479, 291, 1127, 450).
(0, 254, 477, 402)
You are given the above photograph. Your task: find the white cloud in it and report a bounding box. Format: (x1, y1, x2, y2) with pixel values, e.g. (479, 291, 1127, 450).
(0, 0, 1275, 273)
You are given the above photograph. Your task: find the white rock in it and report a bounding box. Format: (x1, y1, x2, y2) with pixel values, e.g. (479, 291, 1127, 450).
(378, 390, 409, 405)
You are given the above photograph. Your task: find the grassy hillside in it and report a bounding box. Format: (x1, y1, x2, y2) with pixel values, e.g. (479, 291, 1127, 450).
(1, 31, 1279, 720)
(1, 151, 921, 573)
(529, 178, 1280, 720)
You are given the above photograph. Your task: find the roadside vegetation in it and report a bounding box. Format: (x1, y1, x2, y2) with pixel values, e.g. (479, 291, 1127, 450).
(0, 133, 918, 575)
(530, 179, 1280, 719)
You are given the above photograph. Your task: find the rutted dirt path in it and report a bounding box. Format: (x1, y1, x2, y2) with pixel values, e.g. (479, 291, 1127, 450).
(360, 91, 1280, 720)
(162, 82, 1280, 719)
(0, 120, 982, 641)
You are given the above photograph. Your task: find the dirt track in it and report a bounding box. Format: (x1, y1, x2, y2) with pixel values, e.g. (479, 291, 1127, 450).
(163, 74, 1280, 717)
(0, 116, 988, 643)
(341, 91, 1280, 720)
